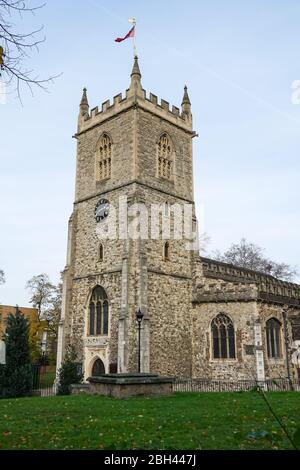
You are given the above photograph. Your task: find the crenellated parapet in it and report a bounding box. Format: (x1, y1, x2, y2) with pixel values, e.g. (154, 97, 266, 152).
(200, 257, 300, 307)
(77, 56, 193, 136)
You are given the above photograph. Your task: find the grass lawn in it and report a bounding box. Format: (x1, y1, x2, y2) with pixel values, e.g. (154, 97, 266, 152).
(0, 392, 299, 450)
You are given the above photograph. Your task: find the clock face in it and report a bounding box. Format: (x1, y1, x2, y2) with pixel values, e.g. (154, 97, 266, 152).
(95, 198, 109, 223)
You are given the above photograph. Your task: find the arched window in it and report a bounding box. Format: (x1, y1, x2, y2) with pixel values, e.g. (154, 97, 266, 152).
(96, 134, 112, 181)
(165, 201, 169, 216)
(103, 300, 109, 335)
(211, 314, 235, 359)
(88, 286, 109, 336)
(89, 302, 95, 336)
(158, 134, 173, 180)
(99, 243, 104, 262)
(92, 358, 105, 376)
(96, 301, 102, 335)
(164, 241, 169, 260)
(266, 318, 282, 358)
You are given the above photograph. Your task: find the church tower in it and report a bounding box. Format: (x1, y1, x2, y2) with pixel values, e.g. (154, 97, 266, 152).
(56, 57, 198, 378)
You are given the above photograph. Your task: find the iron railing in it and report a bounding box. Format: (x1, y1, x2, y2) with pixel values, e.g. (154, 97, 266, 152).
(173, 377, 300, 392)
(31, 364, 41, 389)
(31, 364, 57, 397)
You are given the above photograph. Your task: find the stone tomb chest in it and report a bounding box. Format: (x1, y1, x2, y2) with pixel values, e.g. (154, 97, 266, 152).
(86, 373, 174, 398)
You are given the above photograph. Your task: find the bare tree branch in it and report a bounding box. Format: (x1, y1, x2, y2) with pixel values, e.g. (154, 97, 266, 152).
(211, 238, 298, 282)
(0, 0, 60, 101)
(1, 0, 45, 13)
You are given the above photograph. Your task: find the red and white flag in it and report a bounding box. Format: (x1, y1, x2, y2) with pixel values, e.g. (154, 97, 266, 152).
(115, 26, 135, 43)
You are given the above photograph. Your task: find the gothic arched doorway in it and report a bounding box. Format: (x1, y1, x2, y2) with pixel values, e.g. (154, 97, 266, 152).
(91, 358, 105, 376)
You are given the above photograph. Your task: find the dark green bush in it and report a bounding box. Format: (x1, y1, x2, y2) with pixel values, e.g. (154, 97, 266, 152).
(0, 309, 33, 398)
(57, 345, 83, 395)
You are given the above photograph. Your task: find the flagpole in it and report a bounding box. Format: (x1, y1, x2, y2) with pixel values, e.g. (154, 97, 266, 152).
(133, 19, 137, 57)
(129, 18, 137, 57)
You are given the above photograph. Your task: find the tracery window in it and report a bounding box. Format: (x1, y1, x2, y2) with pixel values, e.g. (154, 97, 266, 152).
(266, 318, 282, 358)
(158, 133, 173, 180)
(211, 314, 235, 359)
(96, 134, 112, 181)
(89, 286, 109, 336)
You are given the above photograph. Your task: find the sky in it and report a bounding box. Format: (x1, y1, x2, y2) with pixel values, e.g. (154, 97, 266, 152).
(1, 0, 300, 306)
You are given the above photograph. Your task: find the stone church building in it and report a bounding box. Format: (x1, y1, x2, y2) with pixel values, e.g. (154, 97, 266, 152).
(56, 57, 300, 382)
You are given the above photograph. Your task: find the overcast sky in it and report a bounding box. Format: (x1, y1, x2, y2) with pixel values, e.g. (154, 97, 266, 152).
(1, 0, 300, 306)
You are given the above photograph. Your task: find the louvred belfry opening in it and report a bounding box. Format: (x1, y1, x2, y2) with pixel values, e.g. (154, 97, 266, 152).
(158, 133, 173, 180)
(96, 134, 112, 181)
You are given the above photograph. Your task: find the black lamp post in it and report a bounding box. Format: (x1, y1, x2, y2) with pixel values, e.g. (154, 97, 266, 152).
(136, 308, 144, 373)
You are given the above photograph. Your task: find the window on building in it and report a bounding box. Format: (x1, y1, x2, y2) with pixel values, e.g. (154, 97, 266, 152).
(103, 300, 109, 335)
(165, 201, 169, 216)
(89, 302, 95, 336)
(158, 133, 173, 180)
(164, 241, 169, 260)
(99, 243, 104, 262)
(266, 318, 282, 358)
(211, 314, 235, 359)
(96, 302, 102, 335)
(89, 286, 109, 336)
(96, 134, 112, 181)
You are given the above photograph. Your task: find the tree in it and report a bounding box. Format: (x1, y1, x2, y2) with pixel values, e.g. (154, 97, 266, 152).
(57, 345, 83, 396)
(26, 273, 62, 362)
(0, 269, 4, 284)
(0, 0, 59, 100)
(0, 307, 33, 398)
(27, 309, 43, 363)
(44, 280, 62, 336)
(211, 238, 297, 282)
(199, 232, 210, 255)
(43, 280, 62, 362)
(26, 273, 55, 320)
